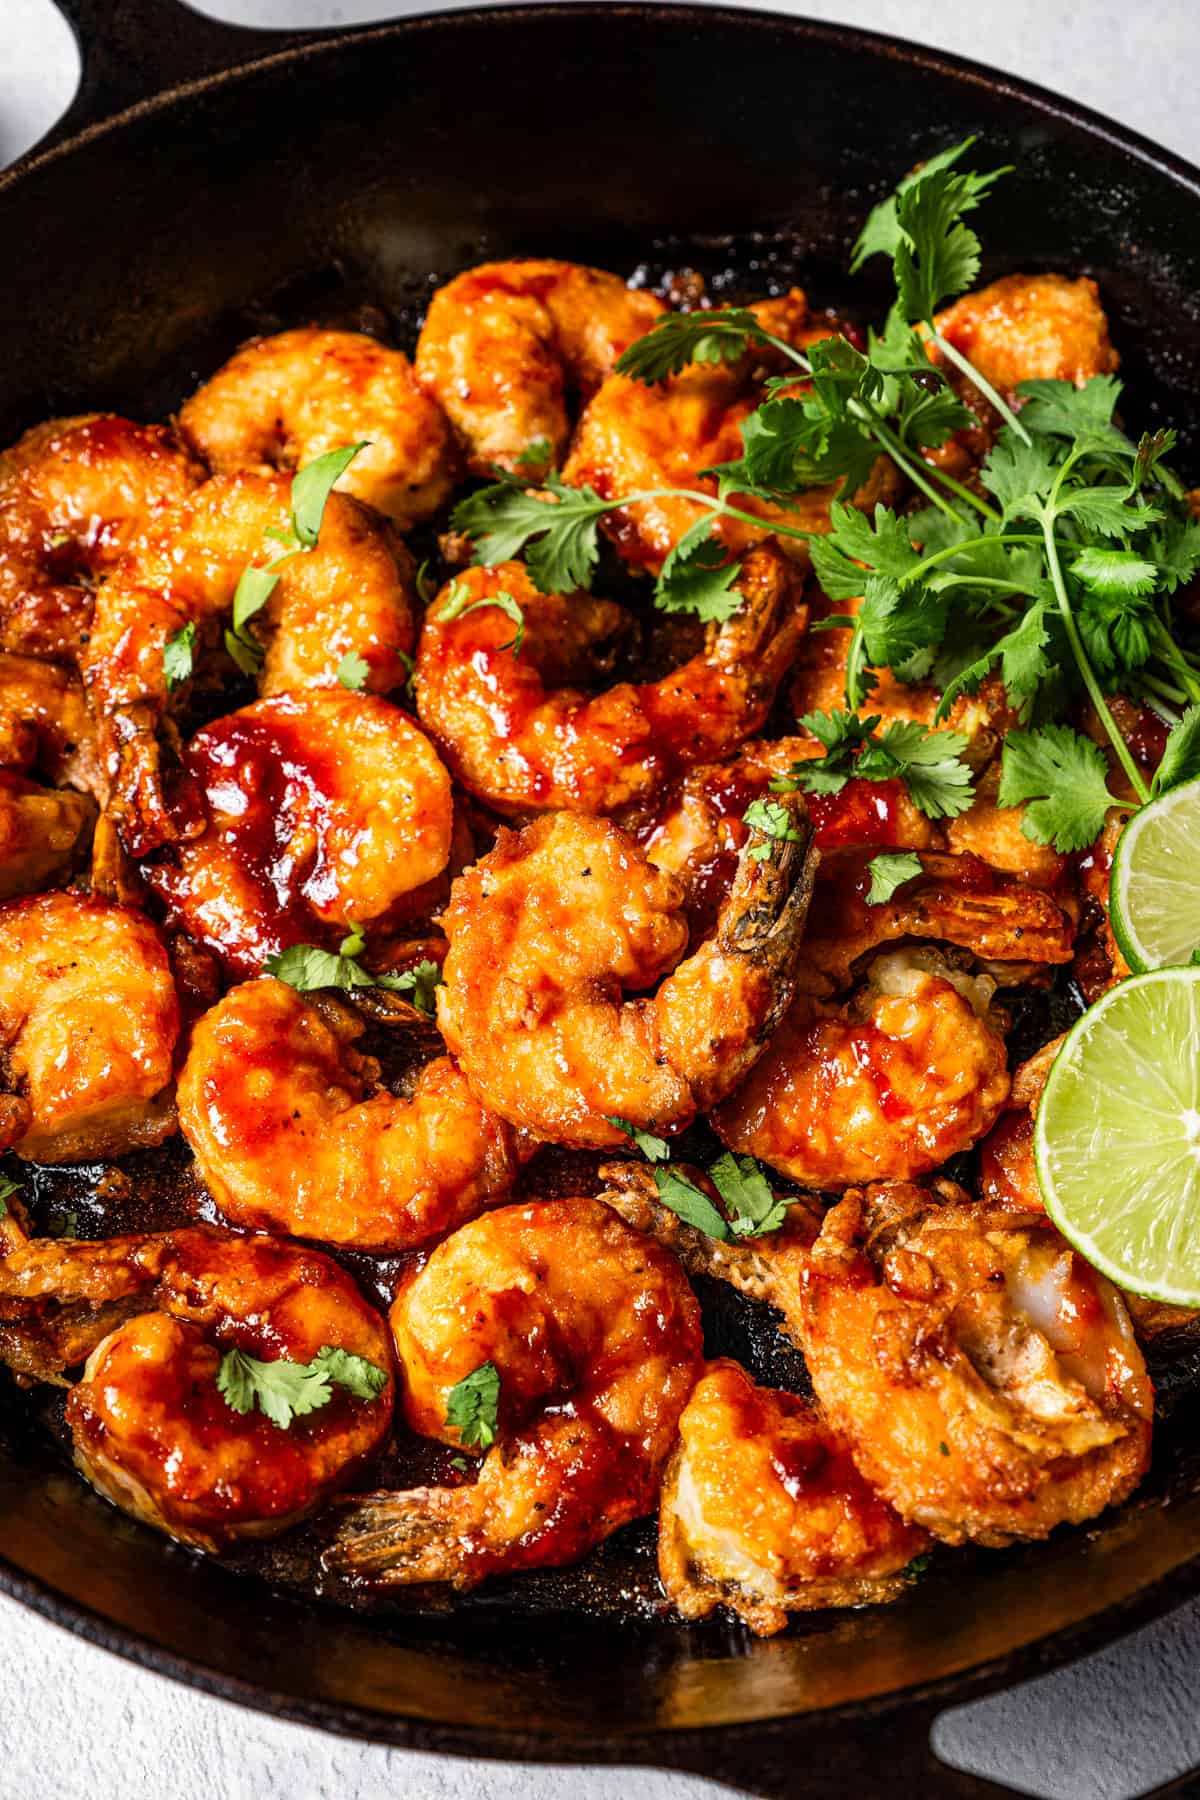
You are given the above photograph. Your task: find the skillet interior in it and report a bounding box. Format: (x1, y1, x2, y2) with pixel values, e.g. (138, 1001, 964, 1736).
(4, 6, 1200, 1790)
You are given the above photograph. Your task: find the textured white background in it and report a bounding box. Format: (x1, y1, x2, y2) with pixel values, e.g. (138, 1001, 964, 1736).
(2, 2, 1200, 1795)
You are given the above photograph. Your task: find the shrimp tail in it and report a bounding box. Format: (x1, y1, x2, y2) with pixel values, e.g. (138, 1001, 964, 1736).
(720, 791, 817, 995)
(324, 1484, 485, 1587)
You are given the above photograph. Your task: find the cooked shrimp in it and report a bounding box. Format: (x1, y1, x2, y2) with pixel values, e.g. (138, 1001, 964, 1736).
(799, 848, 1076, 993)
(437, 800, 816, 1146)
(0, 1221, 393, 1550)
(712, 949, 1011, 1187)
(562, 291, 898, 571)
(0, 414, 202, 661)
(658, 1359, 927, 1634)
(0, 653, 101, 797)
(83, 470, 417, 855)
(414, 544, 804, 815)
(177, 978, 518, 1252)
(179, 328, 457, 530)
(643, 734, 939, 934)
(945, 757, 1069, 888)
(415, 259, 665, 477)
(801, 1185, 1152, 1545)
(926, 275, 1119, 479)
(0, 891, 178, 1162)
(326, 1197, 702, 1586)
(142, 689, 453, 977)
(0, 771, 96, 899)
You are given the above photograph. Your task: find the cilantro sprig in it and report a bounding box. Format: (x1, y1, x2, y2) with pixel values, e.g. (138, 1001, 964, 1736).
(445, 1361, 501, 1450)
(772, 709, 975, 820)
(266, 929, 442, 1014)
(653, 1152, 789, 1242)
(216, 1342, 387, 1430)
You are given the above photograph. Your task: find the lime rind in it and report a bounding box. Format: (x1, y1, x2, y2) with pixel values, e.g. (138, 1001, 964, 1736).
(1035, 966, 1200, 1306)
(1110, 773, 1200, 974)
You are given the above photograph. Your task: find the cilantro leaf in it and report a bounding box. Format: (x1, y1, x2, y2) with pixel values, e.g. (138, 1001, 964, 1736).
(290, 441, 368, 547)
(1151, 514, 1200, 594)
(163, 621, 197, 690)
(743, 796, 808, 860)
(980, 430, 1059, 518)
(311, 1344, 390, 1402)
(615, 308, 765, 383)
(452, 477, 608, 594)
(998, 724, 1122, 851)
(850, 136, 988, 272)
(1014, 376, 1128, 450)
(1070, 546, 1158, 601)
(223, 626, 265, 676)
(866, 850, 925, 904)
(445, 1360, 501, 1450)
(605, 1116, 671, 1162)
(1056, 484, 1164, 540)
(895, 373, 977, 448)
(825, 502, 921, 580)
(708, 1151, 788, 1237)
(1152, 705, 1200, 798)
(514, 436, 554, 475)
(0, 1173, 19, 1218)
(653, 1166, 730, 1241)
(865, 720, 974, 819)
(857, 573, 946, 673)
(893, 162, 1004, 320)
(336, 650, 370, 690)
(655, 525, 742, 621)
(375, 958, 443, 1016)
(231, 560, 282, 637)
(265, 943, 375, 991)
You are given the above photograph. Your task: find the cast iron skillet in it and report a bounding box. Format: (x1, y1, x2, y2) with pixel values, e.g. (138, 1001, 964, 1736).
(4, 4, 1200, 1794)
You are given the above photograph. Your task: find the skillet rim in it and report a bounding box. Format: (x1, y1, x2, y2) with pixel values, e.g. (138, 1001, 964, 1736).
(3, 1, 1200, 1775)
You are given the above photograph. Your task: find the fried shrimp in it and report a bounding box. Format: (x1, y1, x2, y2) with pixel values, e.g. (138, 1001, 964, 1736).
(658, 1359, 927, 1634)
(0, 1222, 393, 1550)
(179, 329, 457, 529)
(712, 949, 1011, 1187)
(83, 470, 417, 855)
(0, 653, 101, 797)
(0, 771, 96, 899)
(0, 414, 202, 661)
(177, 978, 518, 1252)
(799, 848, 1076, 993)
(801, 1185, 1152, 1545)
(414, 544, 804, 815)
(437, 800, 816, 1146)
(143, 690, 454, 976)
(562, 291, 898, 571)
(0, 891, 179, 1162)
(643, 734, 939, 934)
(414, 259, 665, 477)
(325, 1197, 703, 1586)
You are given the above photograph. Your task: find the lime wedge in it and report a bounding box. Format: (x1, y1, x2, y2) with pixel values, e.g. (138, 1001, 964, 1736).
(1110, 775, 1200, 972)
(1035, 967, 1200, 1305)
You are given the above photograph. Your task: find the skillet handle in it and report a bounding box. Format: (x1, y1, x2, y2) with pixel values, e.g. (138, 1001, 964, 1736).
(38, 0, 320, 154)
(653, 1696, 1029, 1800)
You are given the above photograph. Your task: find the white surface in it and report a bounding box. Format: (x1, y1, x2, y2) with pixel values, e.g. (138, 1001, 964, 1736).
(2, 2, 1200, 1796)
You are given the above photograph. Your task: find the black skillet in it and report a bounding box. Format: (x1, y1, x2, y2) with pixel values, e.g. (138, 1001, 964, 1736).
(4, 4, 1200, 1795)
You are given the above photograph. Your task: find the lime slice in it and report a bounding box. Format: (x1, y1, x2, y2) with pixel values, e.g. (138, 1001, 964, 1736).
(1110, 775, 1200, 972)
(1035, 967, 1200, 1304)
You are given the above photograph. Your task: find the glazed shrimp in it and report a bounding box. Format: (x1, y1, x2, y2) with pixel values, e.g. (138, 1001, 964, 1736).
(658, 1359, 927, 1634)
(0, 1222, 393, 1550)
(83, 470, 418, 855)
(414, 544, 804, 815)
(179, 329, 458, 530)
(0, 653, 101, 797)
(143, 690, 454, 977)
(326, 1198, 703, 1586)
(437, 800, 816, 1146)
(561, 291, 899, 571)
(800, 1185, 1152, 1545)
(0, 771, 96, 899)
(711, 948, 1012, 1187)
(414, 259, 665, 477)
(177, 978, 518, 1252)
(799, 848, 1076, 993)
(0, 891, 179, 1162)
(643, 734, 939, 935)
(0, 414, 202, 661)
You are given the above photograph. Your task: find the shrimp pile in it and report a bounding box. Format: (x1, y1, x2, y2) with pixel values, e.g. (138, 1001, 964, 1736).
(0, 246, 1174, 1636)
